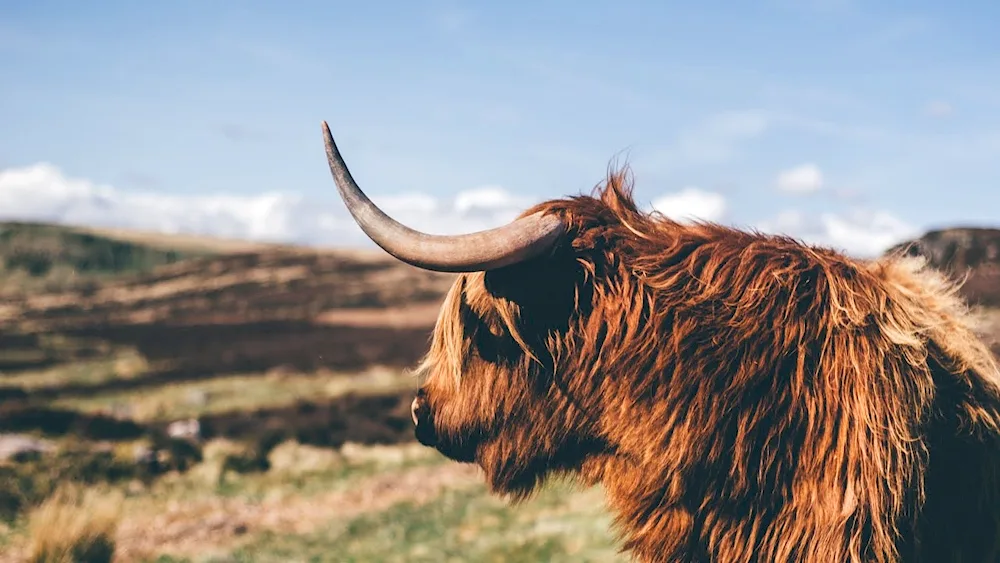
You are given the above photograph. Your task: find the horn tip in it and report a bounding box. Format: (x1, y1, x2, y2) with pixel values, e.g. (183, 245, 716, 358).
(321, 121, 337, 156)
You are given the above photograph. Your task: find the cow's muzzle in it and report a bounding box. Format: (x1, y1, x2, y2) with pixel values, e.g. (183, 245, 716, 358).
(411, 389, 437, 447)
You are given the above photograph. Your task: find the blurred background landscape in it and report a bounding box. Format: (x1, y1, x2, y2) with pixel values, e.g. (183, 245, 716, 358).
(0, 221, 624, 562)
(0, 220, 998, 562)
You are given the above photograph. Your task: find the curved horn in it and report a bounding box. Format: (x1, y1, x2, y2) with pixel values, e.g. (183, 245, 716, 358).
(321, 121, 566, 273)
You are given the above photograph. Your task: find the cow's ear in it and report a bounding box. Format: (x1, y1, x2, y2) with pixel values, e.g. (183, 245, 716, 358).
(483, 252, 588, 337)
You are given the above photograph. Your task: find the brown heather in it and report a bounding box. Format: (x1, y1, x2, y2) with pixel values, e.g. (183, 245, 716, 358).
(412, 166, 1000, 562)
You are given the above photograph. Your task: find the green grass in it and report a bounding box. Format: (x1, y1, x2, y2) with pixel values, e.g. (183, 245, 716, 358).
(52, 367, 417, 423)
(0, 436, 625, 562)
(0, 347, 147, 390)
(210, 478, 621, 563)
(145, 440, 448, 504)
(0, 440, 453, 556)
(0, 342, 625, 563)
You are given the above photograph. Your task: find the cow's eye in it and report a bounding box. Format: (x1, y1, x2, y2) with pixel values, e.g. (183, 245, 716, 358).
(474, 323, 520, 364)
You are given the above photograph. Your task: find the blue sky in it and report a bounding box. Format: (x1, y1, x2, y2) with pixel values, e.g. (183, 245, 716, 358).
(2, 0, 999, 255)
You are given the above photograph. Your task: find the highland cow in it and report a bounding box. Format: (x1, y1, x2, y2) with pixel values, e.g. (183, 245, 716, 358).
(320, 121, 1000, 562)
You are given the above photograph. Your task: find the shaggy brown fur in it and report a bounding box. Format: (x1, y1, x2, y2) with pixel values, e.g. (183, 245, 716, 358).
(412, 167, 1000, 562)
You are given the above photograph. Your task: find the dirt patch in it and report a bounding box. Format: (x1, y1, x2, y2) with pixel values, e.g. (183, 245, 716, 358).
(113, 462, 482, 561)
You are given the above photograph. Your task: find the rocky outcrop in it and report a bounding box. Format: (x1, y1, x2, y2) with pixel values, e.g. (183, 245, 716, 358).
(886, 228, 1000, 307)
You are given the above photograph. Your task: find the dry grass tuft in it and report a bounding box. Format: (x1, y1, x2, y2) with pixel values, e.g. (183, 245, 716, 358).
(266, 440, 343, 474)
(25, 485, 123, 563)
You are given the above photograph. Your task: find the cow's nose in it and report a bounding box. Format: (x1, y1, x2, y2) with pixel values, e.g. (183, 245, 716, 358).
(411, 390, 436, 446)
(411, 389, 431, 427)
(410, 396, 421, 426)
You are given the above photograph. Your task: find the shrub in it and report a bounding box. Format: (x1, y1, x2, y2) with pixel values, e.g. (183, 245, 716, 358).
(25, 485, 123, 563)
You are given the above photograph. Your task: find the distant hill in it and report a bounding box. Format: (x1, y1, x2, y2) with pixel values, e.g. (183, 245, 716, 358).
(0, 221, 216, 296)
(885, 227, 1000, 307)
(74, 224, 295, 255)
(0, 220, 454, 379)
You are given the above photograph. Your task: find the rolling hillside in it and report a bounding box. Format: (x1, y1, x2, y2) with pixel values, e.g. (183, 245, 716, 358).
(0, 221, 210, 296)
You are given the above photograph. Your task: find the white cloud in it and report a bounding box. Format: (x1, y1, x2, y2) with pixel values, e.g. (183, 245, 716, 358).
(758, 209, 809, 233)
(0, 162, 918, 260)
(0, 163, 536, 248)
(776, 163, 823, 193)
(817, 209, 919, 257)
(0, 163, 314, 242)
(650, 187, 727, 223)
(454, 186, 530, 218)
(756, 207, 918, 257)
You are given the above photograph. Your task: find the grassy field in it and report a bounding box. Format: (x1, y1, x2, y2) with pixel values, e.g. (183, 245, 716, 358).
(0, 348, 623, 562)
(2, 442, 622, 562)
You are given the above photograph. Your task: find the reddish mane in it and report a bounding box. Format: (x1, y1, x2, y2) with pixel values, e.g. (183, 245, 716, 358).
(413, 167, 1000, 562)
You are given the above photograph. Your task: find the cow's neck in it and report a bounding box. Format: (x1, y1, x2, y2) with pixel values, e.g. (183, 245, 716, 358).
(579, 451, 716, 563)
